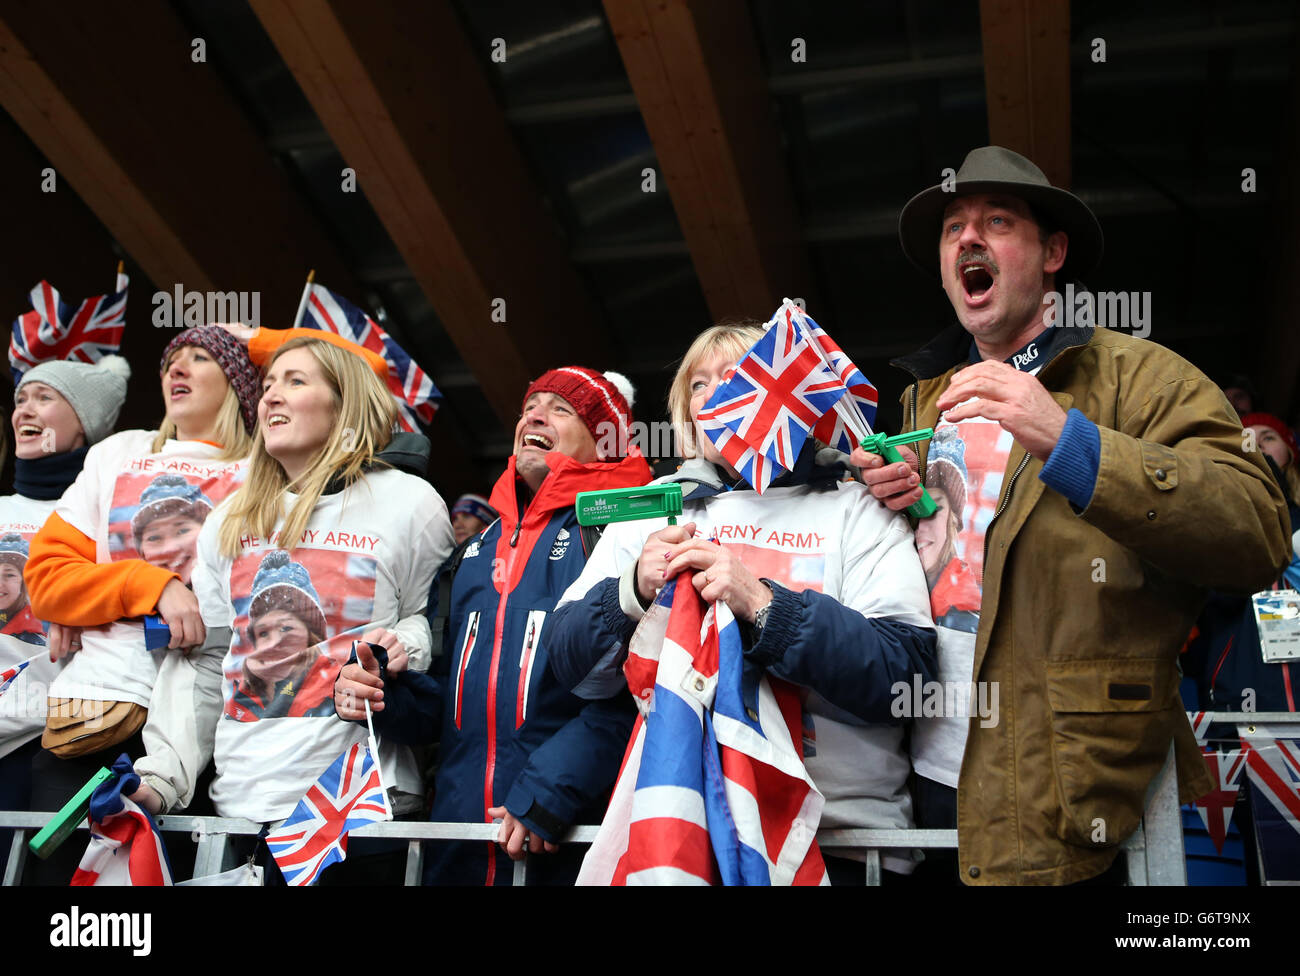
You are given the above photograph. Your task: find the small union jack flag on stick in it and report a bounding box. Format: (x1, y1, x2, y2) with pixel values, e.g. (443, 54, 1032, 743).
(697, 300, 870, 492)
(266, 688, 392, 886)
(292, 273, 441, 432)
(0, 654, 38, 698)
(797, 303, 878, 453)
(9, 270, 128, 384)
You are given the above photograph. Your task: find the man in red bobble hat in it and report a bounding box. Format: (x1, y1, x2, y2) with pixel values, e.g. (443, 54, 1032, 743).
(336, 366, 653, 885)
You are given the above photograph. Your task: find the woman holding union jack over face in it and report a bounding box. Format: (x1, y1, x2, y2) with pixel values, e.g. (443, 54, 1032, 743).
(546, 320, 938, 885)
(131, 333, 452, 883)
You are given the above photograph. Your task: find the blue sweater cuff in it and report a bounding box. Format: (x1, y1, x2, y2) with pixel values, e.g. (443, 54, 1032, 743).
(1039, 408, 1100, 509)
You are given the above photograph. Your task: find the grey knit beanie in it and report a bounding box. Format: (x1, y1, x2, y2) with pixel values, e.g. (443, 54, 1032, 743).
(16, 354, 131, 445)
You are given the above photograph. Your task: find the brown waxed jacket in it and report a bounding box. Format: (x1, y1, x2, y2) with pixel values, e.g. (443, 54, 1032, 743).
(894, 323, 1291, 885)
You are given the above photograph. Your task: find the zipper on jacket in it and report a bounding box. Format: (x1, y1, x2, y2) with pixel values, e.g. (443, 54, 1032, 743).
(982, 453, 1032, 571)
(909, 383, 923, 479)
(482, 526, 522, 886)
(516, 610, 546, 728)
(453, 611, 481, 730)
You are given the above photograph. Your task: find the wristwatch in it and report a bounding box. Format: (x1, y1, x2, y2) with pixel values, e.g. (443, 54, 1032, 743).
(751, 580, 775, 634)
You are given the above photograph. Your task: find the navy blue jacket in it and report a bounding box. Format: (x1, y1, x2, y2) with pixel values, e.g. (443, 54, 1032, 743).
(369, 451, 650, 885)
(1183, 460, 1300, 715)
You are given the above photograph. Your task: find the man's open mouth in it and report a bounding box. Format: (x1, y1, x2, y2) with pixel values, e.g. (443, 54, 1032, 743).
(523, 433, 554, 450)
(960, 261, 995, 300)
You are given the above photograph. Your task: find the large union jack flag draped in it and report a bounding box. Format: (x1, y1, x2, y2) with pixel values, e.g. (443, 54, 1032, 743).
(265, 739, 392, 886)
(697, 300, 873, 492)
(9, 277, 128, 384)
(577, 580, 827, 886)
(300, 283, 441, 432)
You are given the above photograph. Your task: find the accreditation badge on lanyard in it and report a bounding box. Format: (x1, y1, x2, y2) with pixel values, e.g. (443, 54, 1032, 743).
(1252, 589, 1300, 662)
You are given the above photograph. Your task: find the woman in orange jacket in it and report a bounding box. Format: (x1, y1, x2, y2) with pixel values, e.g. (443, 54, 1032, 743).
(23, 326, 260, 882)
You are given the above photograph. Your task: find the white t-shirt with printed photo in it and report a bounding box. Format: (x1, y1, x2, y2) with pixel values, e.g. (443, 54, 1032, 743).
(0, 493, 58, 759)
(193, 467, 452, 823)
(50, 430, 245, 706)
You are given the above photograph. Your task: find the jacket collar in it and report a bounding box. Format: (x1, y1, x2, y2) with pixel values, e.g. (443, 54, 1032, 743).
(321, 431, 431, 495)
(893, 286, 1097, 382)
(489, 449, 654, 526)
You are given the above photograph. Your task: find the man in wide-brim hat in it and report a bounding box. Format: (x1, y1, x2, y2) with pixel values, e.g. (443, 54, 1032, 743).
(852, 145, 1290, 885)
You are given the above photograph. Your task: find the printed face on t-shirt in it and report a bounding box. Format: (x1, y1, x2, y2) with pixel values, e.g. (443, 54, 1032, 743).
(248, 609, 315, 683)
(108, 464, 241, 565)
(138, 513, 205, 584)
(0, 519, 46, 645)
(915, 486, 954, 580)
(0, 563, 24, 611)
(225, 545, 378, 722)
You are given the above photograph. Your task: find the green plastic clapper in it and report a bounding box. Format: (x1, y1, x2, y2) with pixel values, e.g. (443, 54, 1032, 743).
(575, 483, 683, 527)
(28, 765, 115, 859)
(859, 428, 938, 519)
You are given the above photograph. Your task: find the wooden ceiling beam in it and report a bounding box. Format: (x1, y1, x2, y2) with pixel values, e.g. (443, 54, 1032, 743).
(603, 0, 817, 322)
(250, 0, 611, 428)
(0, 1, 480, 494)
(0, 1, 358, 330)
(979, 0, 1072, 188)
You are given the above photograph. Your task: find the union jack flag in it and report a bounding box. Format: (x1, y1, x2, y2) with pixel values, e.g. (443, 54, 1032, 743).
(9, 278, 128, 384)
(0, 658, 31, 698)
(71, 755, 172, 886)
(300, 283, 441, 432)
(796, 304, 878, 452)
(1186, 710, 1212, 744)
(1193, 747, 1246, 854)
(578, 580, 827, 886)
(697, 306, 849, 493)
(265, 739, 392, 886)
(695, 408, 773, 495)
(1241, 732, 1300, 828)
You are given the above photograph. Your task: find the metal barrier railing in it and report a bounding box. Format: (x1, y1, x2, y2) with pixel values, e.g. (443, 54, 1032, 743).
(2, 731, 1234, 885)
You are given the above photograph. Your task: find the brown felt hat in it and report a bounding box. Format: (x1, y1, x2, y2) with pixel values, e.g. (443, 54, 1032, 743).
(898, 146, 1104, 282)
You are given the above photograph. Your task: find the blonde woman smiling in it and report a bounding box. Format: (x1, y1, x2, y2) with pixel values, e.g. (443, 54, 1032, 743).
(134, 335, 452, 883)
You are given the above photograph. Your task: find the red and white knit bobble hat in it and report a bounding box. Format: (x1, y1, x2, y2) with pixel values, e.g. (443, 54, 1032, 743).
(522, 367, 635, 459)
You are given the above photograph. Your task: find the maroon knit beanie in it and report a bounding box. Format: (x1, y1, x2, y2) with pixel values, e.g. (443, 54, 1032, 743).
(160, 326, 262, 434)
(522, 367, 635, 458)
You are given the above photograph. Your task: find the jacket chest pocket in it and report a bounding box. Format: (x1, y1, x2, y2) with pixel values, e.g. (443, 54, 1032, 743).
(515, 610, 546, 729)
(452, 610, 482, 731)
(1045, 658, 1176, 849)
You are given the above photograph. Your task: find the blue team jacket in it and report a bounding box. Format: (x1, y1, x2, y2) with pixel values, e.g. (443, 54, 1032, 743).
(369, 450, 650, 885)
